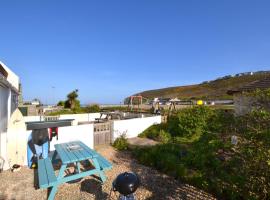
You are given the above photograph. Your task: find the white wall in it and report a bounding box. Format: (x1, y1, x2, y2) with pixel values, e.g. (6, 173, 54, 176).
(0, 132, 8, 170)
(0, 86, 9, 132)
(24, 116, 43, 122)
(0, 61, 19, 90)
(24, 113, 102, 124)
(113, 115, 161, 139)
(0, 130, 31, 170)
(59, 113, 101, 125)
(49, 124, 94, 150)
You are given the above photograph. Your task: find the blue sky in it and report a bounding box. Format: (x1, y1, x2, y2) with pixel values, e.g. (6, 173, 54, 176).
(1, 0, 270, 104)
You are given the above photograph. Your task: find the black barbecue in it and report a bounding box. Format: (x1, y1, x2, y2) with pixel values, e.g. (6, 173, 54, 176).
(112, 172, 140, 200)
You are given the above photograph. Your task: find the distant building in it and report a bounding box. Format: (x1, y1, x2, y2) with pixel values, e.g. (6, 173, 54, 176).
(23, 99, 41, 106)
(228, 76, 270, 115)
(0, 61, 20, 132)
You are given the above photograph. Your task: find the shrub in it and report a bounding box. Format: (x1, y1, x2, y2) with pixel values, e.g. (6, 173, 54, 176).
(168, 106, 213, 137)
(85, 104, 100, 113)
(57, 101, 65, 106)
(113, 134, 128, 151)
(138, 123, 168, 140)
(158, 130, 171, 143)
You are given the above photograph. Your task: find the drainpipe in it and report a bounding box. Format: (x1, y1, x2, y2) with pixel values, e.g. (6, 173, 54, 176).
(7, 88, 11, 123)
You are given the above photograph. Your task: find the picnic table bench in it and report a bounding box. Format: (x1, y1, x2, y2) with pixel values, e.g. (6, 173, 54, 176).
(37, 141, 112, 200)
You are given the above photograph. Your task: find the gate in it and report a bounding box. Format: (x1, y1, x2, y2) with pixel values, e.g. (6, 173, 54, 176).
(93, 122, 112, 146)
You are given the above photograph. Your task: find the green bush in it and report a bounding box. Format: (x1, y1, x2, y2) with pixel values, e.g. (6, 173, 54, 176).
(168, 106, 213, 137)
(85, 104, 100, 113)
(133, 103, 270, 199)
(113, 134, 128, 151)
(138, 123, 168, 141)
(158, 130, 171, 143)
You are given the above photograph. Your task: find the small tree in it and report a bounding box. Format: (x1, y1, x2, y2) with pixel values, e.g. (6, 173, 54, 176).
(66, 89, 80, 109)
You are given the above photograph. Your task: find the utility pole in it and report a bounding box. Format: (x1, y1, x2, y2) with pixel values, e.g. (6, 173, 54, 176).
(52, 86, 55, 106)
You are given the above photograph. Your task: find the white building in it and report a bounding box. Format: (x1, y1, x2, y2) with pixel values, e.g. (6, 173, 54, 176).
(0, 61, 20, 133)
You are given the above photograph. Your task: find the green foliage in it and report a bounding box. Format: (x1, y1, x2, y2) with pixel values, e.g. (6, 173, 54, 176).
(233, 110, 270, 199)
(133, 144, 184, 174)
(57, 101, 65, 106)
(85, 104, 100, 113)
(66, 89, 79, 109)
(206, 109, 235, 134)
(249, 88, 270, 112)
(168, 106, 213, 137)
(133, 103, 270, 199)
(158, 130, 171, 143)
(139, 123, 169, 142)
(113, 134, 128, 151)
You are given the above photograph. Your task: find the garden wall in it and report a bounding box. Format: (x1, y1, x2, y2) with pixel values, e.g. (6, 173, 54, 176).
(24, 113, 102, 124)
(112, 115, 161, 139)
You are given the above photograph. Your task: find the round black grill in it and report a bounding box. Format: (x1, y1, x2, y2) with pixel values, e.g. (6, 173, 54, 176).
(113, 172, 140, 196)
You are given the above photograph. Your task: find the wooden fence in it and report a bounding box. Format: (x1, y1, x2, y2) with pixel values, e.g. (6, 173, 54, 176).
(93, 122, 112, 146)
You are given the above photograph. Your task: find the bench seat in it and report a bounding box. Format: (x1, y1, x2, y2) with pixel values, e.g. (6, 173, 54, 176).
(38, 158, 57, 189)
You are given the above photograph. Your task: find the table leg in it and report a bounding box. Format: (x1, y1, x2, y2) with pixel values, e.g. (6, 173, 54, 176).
(57, 164, 67, 180)
(76, 162, 81, 173)
(92, 158, 106, 183)
(48, 185, 58, 200)
(47, 163, 67, 199)
(51, 150, 57, 162)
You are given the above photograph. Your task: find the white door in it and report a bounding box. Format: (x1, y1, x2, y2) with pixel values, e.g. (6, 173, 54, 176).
(0, 85, 9, 133)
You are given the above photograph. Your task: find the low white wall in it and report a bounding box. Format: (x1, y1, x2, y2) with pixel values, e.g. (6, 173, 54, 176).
(24, 113, 101, 124)
(112, 115, 161, 139)
(24, 116, 43, 122)
(0, 130, 31, 170)
(59, 113, 101, 125)
(49, 124, 94, 150)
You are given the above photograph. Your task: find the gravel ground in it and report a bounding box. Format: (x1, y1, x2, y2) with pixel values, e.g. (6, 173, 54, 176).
(127, 137, 159, 147)
(0, 145, 216, 200)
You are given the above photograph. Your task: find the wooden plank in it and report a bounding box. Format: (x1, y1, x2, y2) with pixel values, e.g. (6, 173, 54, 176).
(44, 158, 57, 186)
(61, 143, 79, 162)
(57, 169, 99, 185)
(69, 141, 92, 160)
(38, 159, 49, 188)
(54, 143, 71, 164)
(73, 141, 92, 158)
(78, 141, 98, 158)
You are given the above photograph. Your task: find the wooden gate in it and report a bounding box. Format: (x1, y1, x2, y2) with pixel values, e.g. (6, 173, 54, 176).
(93, 122, 112, 146)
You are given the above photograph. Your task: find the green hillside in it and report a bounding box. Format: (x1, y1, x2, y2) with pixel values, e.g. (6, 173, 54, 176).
(135, 72, 270, 100)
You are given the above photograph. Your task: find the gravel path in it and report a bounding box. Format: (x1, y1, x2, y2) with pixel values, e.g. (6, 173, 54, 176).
(127, 137, 159, 147)
(0, 145, 216, 200)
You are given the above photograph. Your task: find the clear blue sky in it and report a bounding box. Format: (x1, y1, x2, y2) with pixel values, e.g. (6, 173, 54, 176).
(1, 0, 270, 104)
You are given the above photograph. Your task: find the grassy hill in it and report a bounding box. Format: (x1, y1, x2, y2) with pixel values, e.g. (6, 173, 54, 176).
(134, 72, 270, 100)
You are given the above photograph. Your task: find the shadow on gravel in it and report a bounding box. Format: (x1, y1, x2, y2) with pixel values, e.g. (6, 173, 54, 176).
(33, 168, 39, 189)
(81, 179, 109, 200)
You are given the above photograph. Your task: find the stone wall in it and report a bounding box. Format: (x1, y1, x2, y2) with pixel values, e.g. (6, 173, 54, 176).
(233, 93, 255, 115)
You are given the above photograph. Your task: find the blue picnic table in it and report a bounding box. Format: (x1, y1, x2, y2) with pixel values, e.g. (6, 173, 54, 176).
(37, 141, 112, 200)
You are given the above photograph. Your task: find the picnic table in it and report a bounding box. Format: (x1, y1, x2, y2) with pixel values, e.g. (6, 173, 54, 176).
(38, 141, 112, 200)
